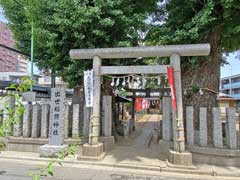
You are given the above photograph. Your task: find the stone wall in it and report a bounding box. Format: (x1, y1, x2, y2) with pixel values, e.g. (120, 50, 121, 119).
(186, 106, 239, 149)
(0, 94, 114, 152)
(160, 104, 240, 166)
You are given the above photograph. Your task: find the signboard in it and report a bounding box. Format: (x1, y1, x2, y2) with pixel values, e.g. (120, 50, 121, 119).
(142, 99, 150, 109)
(49, 88, 65, 145)
(135, 98, 150, 111)
(135, 98, 143, 111)
(167, 66, 177, 112)
(84, 70, 94, 107)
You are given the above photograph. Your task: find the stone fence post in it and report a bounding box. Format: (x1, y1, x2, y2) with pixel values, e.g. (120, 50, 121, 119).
(212, 107, 223, 148)
(41, 103, 50, 138)
(102, 96, 112, 137)
(64, 103, 70, 139)
(162, 96, 172, 141)
(23, 103, 32, 137)
(186, 106, 194, 146)
(199, 107, 207, 147)
(72, 104, 80, 138)
(226, 107, 237, 149)
(32, 103, 41, 138)
(3, 96, 15, 136)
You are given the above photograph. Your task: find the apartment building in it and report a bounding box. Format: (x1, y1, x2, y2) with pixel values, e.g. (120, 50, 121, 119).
(0, 21, 18, 72)
(38, 76, 66, 87)
(221, 74, 240, 111)
(17, 54, 28, 73)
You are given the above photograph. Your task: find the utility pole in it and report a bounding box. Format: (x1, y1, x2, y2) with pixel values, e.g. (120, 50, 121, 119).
(30, 21, 34, 91)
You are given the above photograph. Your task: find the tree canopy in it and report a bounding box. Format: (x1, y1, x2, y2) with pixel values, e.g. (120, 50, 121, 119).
(146, 0, 240, 140)
(146, 0, 240, 96)
(147, 0, 240, 50)
(1, 0, 158, 87)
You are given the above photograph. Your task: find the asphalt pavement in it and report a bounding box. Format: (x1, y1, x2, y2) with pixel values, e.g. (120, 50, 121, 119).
(0, 159, 239, 180)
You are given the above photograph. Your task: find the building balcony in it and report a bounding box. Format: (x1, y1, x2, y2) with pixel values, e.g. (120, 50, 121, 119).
(232, 94, 240, 99)
(38, 76, 66, 87)
(223, 82, 240, 89)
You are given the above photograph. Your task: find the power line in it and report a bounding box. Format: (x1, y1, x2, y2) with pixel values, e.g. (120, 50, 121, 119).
(0, 43, 29, 57)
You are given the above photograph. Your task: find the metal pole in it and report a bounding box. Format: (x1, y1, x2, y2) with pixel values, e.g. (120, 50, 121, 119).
(30, 21, 34, 91)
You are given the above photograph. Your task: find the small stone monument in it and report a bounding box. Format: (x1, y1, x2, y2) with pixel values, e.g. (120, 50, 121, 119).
(40, 88, 67, 157)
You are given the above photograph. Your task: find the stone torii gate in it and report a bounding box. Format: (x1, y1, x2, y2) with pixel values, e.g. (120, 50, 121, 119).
(70, 44, 210, 165)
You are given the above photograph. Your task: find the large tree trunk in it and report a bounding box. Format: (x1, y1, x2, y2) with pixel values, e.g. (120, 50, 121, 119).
(182, 30, 222, 145)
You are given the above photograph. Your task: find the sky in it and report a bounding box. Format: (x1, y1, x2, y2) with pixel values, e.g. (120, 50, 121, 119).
(221, 51, 240, 78)
(0, 6, 7, 23)
(0, 6, 240, 77)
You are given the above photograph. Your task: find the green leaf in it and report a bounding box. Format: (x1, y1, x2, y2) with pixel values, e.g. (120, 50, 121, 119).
(0, 0, 159, 87)
(47, 164, 54, 176)
(33, 175, 40, 180)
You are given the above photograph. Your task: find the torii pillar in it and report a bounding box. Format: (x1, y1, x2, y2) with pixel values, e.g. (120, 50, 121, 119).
(168, 54, 192, 166)
(81, 55, 105, 158)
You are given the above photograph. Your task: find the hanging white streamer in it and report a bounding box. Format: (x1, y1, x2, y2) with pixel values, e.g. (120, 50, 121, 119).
(111, 77, 115, 87)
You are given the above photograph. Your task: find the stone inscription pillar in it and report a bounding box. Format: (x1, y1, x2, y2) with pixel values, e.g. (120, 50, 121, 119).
(48, 88, 65, 145)
(40, 88, 67, 157)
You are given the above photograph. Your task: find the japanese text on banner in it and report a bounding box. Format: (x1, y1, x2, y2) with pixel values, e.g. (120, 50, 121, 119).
(84, 70, 94, 107)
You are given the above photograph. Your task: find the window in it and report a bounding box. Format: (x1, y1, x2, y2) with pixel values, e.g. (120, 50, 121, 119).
(233, 88, 240, 95)
(222, 79, 230, 84)
(232, 77, 240, 83)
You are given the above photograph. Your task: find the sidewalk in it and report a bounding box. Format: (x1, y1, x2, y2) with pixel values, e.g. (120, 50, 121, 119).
(1, 150, 240, 179)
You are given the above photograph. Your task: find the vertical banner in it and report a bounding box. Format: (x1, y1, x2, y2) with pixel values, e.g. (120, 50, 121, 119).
(135, 98, 143, 111)
(84, 70, 94, 107)
(135, 98, 150, 111)
(142, 99, 148, 109)
(167, 66, 177, 112)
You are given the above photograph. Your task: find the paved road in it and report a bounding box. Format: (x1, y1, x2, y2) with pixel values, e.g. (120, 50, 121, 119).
(0, 159, 237, 180)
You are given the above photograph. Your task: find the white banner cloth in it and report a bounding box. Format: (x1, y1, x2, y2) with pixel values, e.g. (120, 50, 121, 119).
(84, 70, 94, 107)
